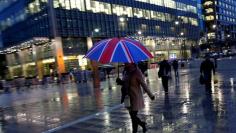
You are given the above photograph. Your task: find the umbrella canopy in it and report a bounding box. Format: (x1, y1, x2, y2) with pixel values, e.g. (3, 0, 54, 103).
(84, 38, 153, 64)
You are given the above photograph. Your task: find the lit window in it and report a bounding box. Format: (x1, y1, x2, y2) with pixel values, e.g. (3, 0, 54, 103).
(112, 4, 133, 17)
(86, 0, 111, 14)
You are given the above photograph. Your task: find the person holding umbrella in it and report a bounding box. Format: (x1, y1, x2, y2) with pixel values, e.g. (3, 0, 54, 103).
(117, 63, 155, 133)
(84, 37, 155, 133)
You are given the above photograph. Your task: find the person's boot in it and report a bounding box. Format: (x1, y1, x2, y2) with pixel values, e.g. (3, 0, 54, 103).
(141, 122, 147, 133)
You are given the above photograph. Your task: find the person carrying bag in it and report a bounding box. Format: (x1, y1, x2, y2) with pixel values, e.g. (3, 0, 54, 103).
(117, 63, 155, 133)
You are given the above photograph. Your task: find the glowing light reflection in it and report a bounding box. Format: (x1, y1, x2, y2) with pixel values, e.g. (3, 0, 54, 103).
(182, 104, 188, 114)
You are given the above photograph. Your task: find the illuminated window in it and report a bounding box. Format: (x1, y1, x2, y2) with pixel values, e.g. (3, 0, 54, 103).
(155, 25, 161, 32)
(112, 4, 133, 17)
(205, 15, 215, 21)
(86, 0, 111, 14)
(178, 16, 189, 23)
(28, 0, 41, 14)
(65, 0, 70, 10)
(204, 1, 213, 6)
(205, 8, 214, 13)
(189, 18, 198, 26)
(165, 13, 173, 22)
(176, 2, 187, 11)
(70, 0, 85, 11)
(207, 32, 216, 39)
(133, 8, 150, 19)
(135, 0, 164, 6)
(164, 0, 176, 9)
(187, 5, 197, 13)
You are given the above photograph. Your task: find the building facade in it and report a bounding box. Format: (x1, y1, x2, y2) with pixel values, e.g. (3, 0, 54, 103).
(0, 0, 200, 79)
(203, 0, 236, 50)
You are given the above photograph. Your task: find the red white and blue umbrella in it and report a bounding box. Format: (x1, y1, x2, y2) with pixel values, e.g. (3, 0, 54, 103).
(84, 38, 153, 64)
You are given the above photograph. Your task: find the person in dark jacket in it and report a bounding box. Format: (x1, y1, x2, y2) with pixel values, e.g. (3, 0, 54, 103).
(214, 57, 218, 70)
(116, 66, 129, 103)
(172, 60, 179, 78)
(200, 57, 215, 92)
(138, 61, 148, 76)
(158, 59, 171, 93)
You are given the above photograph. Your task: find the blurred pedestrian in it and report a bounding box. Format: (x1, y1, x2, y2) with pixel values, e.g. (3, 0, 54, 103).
(200, 57, 215, 92)
(116, 63, 155, 133)
(158, 59, 171, 93)
(172, 59, 179, 78)
(214, 57, 218, 70)
(138, 61, 148, 77)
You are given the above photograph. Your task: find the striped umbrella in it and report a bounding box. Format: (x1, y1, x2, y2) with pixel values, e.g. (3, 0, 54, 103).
(84, 38, 153, 64)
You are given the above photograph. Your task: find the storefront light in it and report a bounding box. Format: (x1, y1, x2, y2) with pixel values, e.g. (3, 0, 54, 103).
(42, 58, 55, 64)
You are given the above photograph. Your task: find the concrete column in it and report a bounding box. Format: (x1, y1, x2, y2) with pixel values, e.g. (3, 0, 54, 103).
(33, 45, 44, 80)
(87, 37, 100, 88)
(5, 54, 14, 79)
(18, 50, 27, 77)
(52, 37, 65, 75)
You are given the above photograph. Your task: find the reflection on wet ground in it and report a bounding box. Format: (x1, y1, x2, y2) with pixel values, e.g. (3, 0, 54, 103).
(0, 58, 236, 133)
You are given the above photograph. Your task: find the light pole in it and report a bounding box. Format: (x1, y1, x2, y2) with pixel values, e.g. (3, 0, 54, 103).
(118, 17, 128, 37)
(174, 20, 182, 59)
(90, 28, 102, 88)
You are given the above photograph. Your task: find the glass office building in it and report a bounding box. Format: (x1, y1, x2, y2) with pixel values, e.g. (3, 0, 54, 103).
(0, 0, 200, 79)
(203, 0, 236, 45)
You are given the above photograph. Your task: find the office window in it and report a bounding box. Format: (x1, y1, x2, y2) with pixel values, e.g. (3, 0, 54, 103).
(65, 0, 70, 10)
(205, 15, 215, 21)
(155, 25, 161, 32)
(150, 0, 163, 6)
(54, 0, 85, 11)
(176, 2, 187, 11)
(165, 13, 173, 22)
(189, 18, 198, 26)
(178, 16, 189, 23)
(28, 0, 42, 14)
(134, 8, 150, 19)
(112, 4, 133, 17)
(164, 0, 176, 9)
(187, 5, 197, 13)
(86, 0, 111, 14)
(70, 0, 85, 11)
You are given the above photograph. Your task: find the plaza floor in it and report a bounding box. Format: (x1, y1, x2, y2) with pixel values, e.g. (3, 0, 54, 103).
(0, 58, 236, 133)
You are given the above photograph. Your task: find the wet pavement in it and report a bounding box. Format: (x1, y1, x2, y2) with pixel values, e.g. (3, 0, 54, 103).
(1, 58, 236, 133)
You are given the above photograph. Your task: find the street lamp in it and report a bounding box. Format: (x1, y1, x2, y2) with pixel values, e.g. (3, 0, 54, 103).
(94, 28, 100, 33)
(212, 24, 217, 29)
(175, 21, 180, 26)
(138, 30, 142, 35)
(119, 17, 125, 22)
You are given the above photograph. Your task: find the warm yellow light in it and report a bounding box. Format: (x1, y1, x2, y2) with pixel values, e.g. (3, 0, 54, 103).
(42, 58, 55, 64)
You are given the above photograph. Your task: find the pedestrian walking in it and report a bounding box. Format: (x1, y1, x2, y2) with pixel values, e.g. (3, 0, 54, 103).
(116, 63, 155, 133)
(214, 57, 218, 70)
(172, 59, 179, 78)
(158, 59, 171, 93)
(138, 61, 148, 77)
(200, 57, 215, 92)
